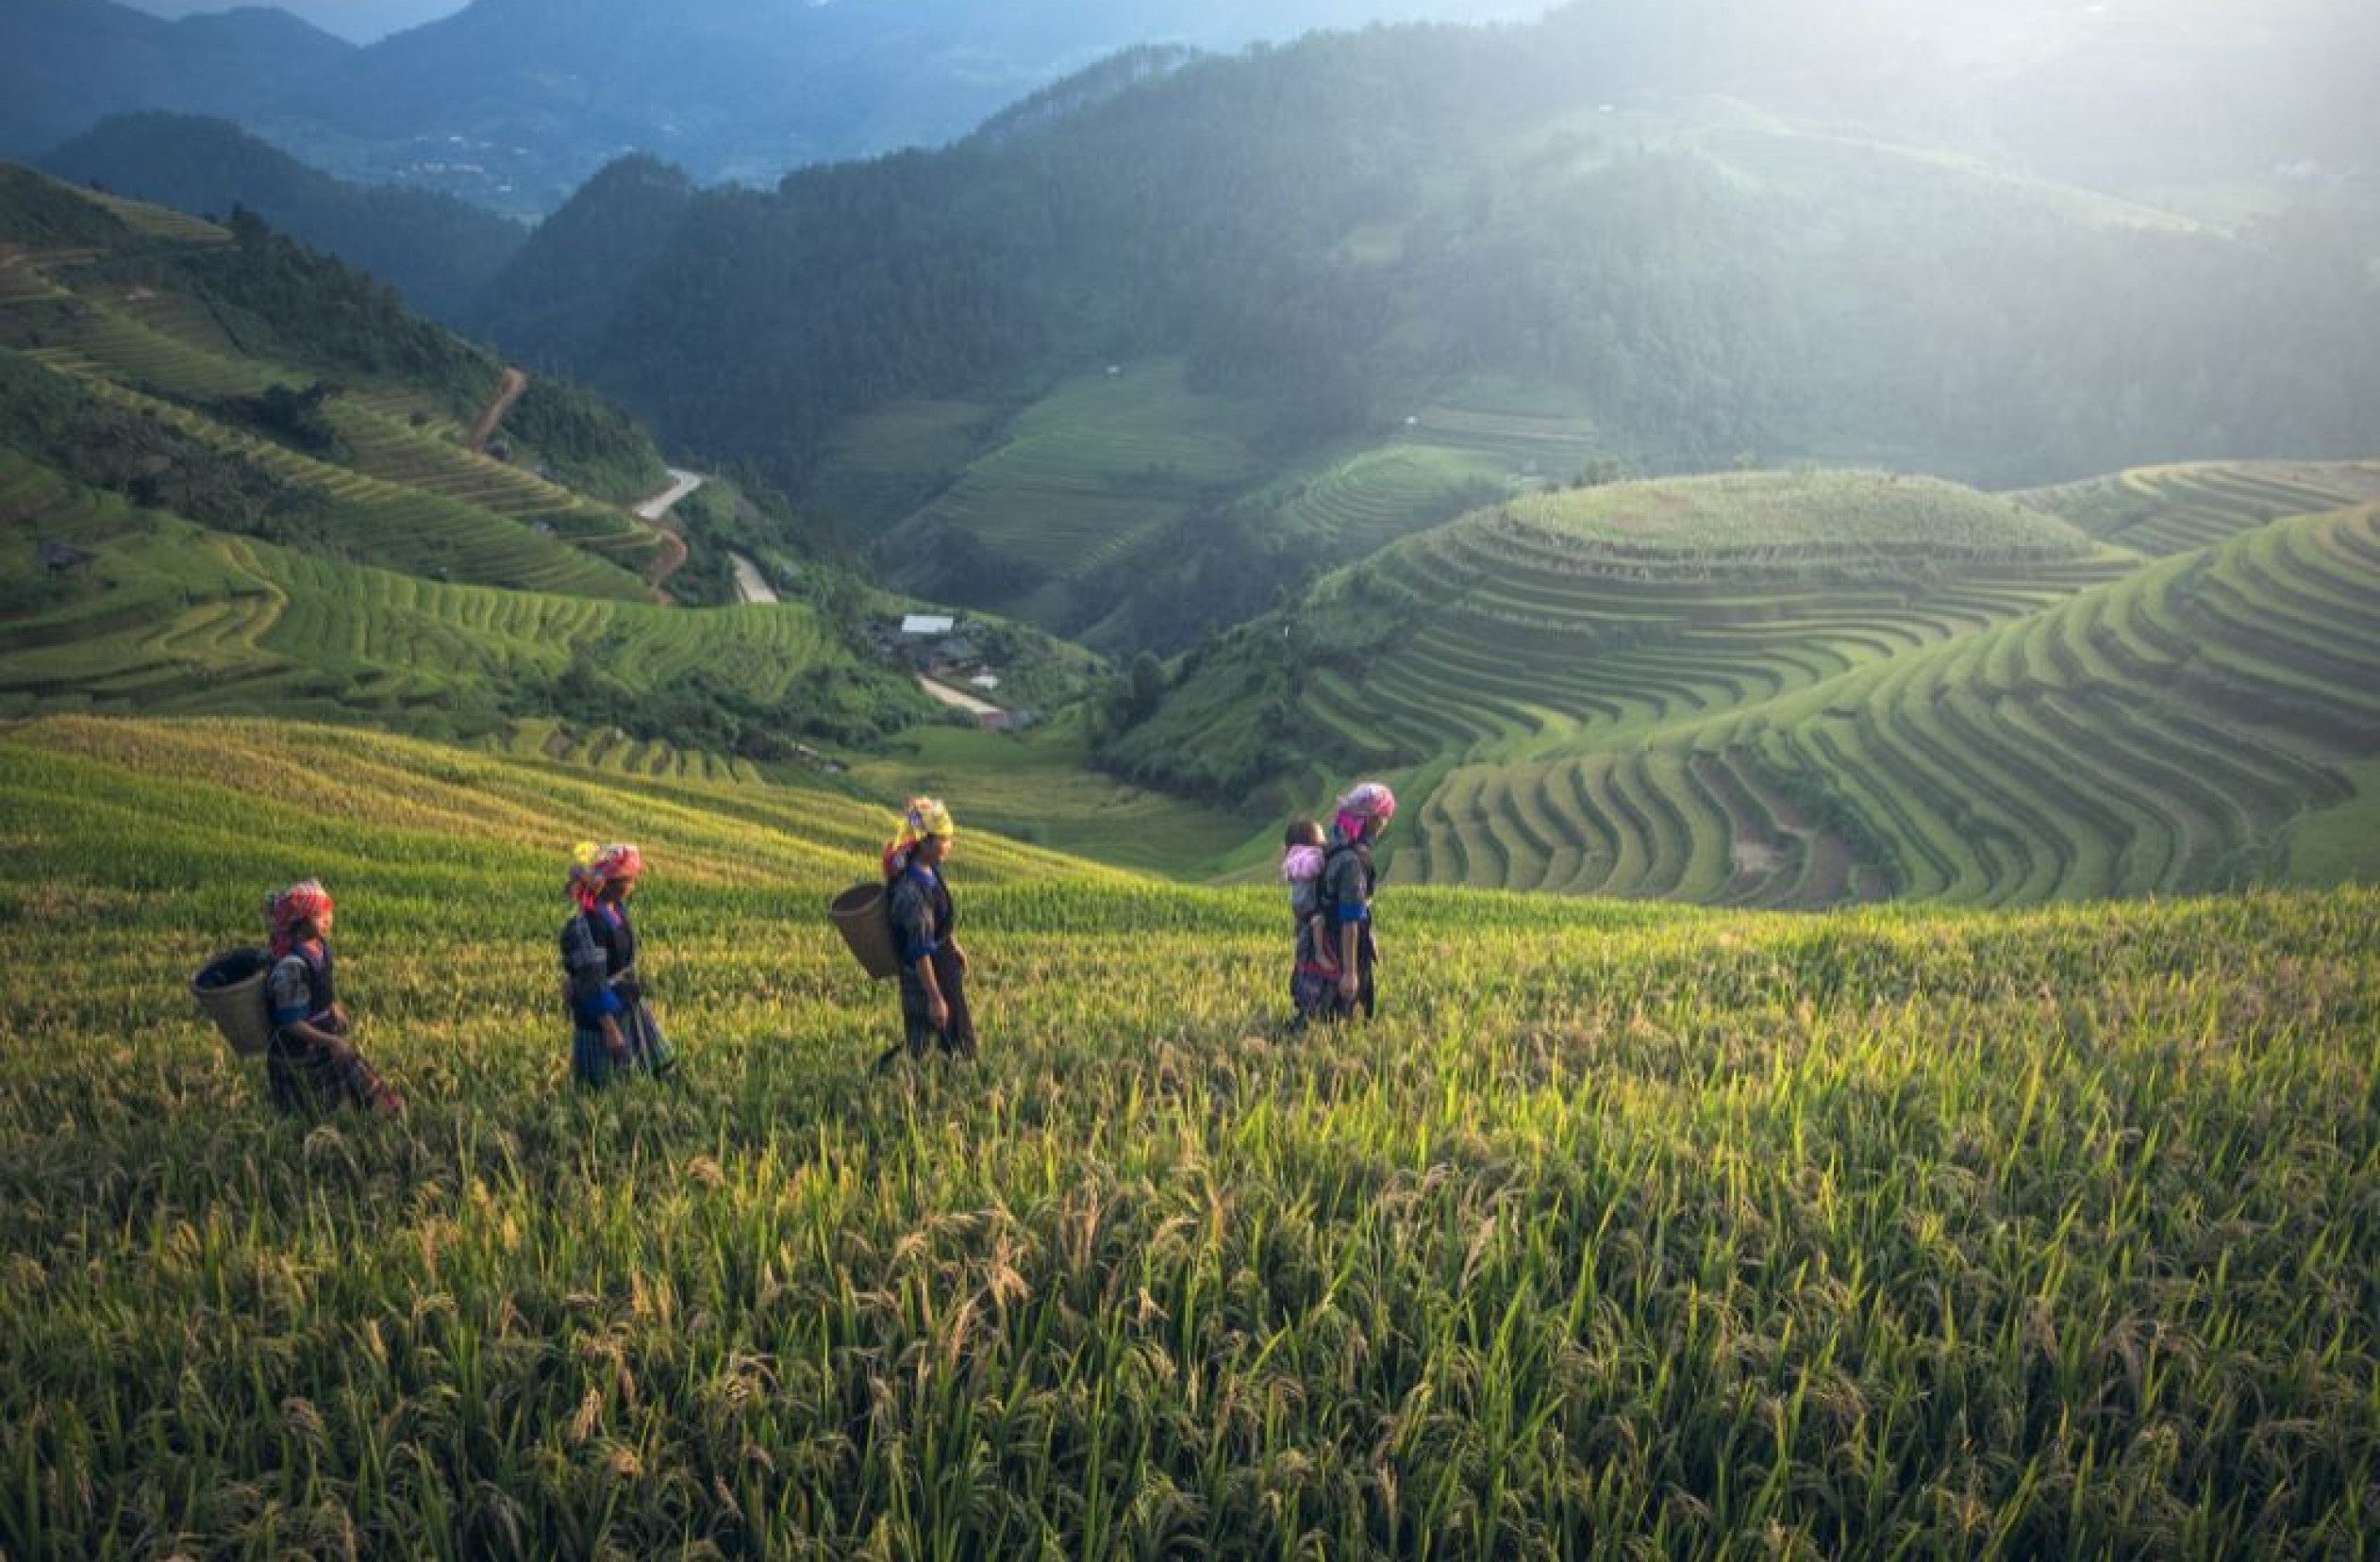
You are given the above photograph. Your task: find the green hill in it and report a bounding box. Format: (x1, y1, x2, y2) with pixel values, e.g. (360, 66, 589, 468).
(0, 449, 932, 756)
(42, 113, 527, 324)
(0, 167, 969, 764)
(500, 8, 2380, 656)
(1400, 487, 2380, 905)
(2, 713, 2376, 1556)
(0, 164, 670, 590)
(1107, 472, 2130, 793)
(1106, 467, 2380, 906)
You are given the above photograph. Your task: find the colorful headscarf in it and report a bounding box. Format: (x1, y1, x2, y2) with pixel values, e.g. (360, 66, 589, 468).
(882, 796, 956, 879)
(265, 878, 334, 958)
(567, 842, 644, 911)
(1333, 781, 1398, 845)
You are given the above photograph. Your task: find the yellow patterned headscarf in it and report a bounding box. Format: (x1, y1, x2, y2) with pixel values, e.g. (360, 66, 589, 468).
(883, 797, 956, 877)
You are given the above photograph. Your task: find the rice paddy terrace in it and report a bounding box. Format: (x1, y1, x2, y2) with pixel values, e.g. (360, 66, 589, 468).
(0, 450, 926, 761)
(1117, 468, 2380, 906)
(3, 714, 2377, 1557)
(0, 169, 671, 597)
(849, 364, 1606, 640)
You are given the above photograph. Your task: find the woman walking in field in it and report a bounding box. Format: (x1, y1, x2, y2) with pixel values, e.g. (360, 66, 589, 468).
(1282, 818, 1337, 1024)
(562, 842, 676, 1088)
(262, 879, 403, 1116)
(876, 797, 977, 1069)
(1317, 781, 1396, 1022)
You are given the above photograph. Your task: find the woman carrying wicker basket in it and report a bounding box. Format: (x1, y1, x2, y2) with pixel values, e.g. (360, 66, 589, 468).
(262, 879, 402, 1117)
(562, 842, 676, 1088)
(875, 797, 976, 1070)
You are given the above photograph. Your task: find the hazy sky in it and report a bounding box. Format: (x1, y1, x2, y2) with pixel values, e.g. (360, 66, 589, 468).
(121, 0, 463, 43)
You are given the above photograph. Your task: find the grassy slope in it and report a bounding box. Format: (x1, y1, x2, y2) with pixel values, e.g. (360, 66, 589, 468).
(1107, 467, 2380, 905)
(0, 452, 930, 749)
(1, 714, 2375, 1557)
(1111, 470, 2124, 795)
(844, 716, 1259, 878)
(0, 167, 669, 595)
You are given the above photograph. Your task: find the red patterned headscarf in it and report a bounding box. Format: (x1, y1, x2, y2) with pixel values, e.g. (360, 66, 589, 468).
(567, 842, 644, 911)
(265, 878, 334, 958)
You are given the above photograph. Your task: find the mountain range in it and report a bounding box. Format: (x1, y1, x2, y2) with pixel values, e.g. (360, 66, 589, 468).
(8, 0, 1540, 216)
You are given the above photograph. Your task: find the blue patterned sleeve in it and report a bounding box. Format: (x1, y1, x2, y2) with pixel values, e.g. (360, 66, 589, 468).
(562, 919, 622, 1022)
(889, 879, 940, 964)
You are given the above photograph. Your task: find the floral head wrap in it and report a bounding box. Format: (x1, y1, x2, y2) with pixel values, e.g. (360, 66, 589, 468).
(882, 796, 956, 879)
(265, 878, 334, 958)
(1333, 781, 1398, 845)
(567, 841, 644, 911)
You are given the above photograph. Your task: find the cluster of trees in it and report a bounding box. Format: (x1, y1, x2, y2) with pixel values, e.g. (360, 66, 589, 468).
(223, 379, 345, 460)
(43, 115, 525, 323)
(0, 353, 333, 546)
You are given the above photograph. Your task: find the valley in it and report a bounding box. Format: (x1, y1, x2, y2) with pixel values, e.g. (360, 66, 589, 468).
(2, 1, 2378, 1553)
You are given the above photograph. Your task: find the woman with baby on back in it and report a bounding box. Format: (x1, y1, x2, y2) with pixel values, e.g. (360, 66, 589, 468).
(1283, 781, 1397, 1025)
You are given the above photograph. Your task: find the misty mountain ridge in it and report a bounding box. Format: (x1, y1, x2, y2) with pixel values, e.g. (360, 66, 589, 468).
(12, 0, 1541, 216)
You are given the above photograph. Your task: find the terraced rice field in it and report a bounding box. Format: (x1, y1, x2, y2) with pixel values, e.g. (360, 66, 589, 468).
(4, 716, 2378, 1558)
(1255, 441, 1513, 555)
(797, 397, 1001, 529)
(1274, 468, 2379, 906)
(12, 363, 657, 600)
(884, 360, 1270, 594)
(2016, 460, 2380, 557)
(1309, 476, 2129, 771)
(0, 237, 668, 594)
(1406, 499, 2380, 905)
(0, 453, 880, 744)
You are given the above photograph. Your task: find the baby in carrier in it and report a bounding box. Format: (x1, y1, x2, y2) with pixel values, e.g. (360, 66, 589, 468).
(1282, 821, 1337, 1022)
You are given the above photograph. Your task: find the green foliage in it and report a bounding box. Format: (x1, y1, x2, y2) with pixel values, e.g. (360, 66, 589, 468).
(510, 12, 2380, 573)
(3, 714, 2379, 1557)
(0, 456, 933, 759)
(499, 376, 666, 504)
(0, 349, 334, 546)
(222, 378, 348, 461)
(42, 112, 528, 324)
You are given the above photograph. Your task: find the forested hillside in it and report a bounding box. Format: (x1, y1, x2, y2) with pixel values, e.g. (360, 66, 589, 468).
(477, 5, 2380, 655)
(43, 113, 527, 323)
(0, 168, 940, 764)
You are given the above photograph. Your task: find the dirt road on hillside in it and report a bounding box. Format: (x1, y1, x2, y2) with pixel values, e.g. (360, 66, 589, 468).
(468, 368, 527, 453)
(730, 553, 778, 604)
(633, 468, 704, 593)
(636, 468, 705, 521)
(920, 677, 1003, 717)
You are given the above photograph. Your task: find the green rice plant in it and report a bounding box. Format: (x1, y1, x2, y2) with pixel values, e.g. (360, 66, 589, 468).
(4, 715, 2377, 1558)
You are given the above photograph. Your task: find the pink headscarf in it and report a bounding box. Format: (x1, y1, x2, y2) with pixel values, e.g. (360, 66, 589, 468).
(1332, 781, 1398, 845)
(265, 879, 333, 958)
(567, 842, 644, 911)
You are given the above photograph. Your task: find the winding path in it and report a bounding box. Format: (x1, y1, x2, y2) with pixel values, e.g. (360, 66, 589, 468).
(730, 553, 779, 605)
(636, 468, 705, 521)
(919, 676, 1003, 717)
(633, 468, 703, 591)
(468, 368, 527, 453)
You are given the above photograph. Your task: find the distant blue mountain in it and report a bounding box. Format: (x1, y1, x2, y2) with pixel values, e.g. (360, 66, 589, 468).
(12, 0, 1538, 216)
(42, 112, 524, 322)
(2, 0, 351, 158)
